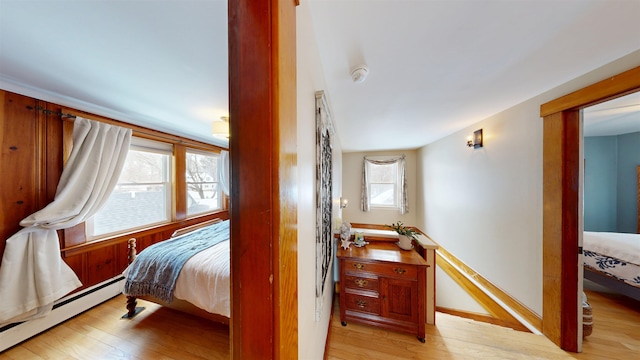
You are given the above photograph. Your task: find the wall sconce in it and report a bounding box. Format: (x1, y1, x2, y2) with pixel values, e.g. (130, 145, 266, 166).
(340, 197, 349, 209)
(466, 129, 483, 148)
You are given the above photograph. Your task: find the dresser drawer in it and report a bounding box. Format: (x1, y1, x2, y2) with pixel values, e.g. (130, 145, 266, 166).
(345, 260, 417, 279)
(344, 292, 381, 315)
(344, 274, 379, 292)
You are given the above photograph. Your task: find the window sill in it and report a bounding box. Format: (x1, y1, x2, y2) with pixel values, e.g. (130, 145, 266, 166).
(61, 211, 228, 257)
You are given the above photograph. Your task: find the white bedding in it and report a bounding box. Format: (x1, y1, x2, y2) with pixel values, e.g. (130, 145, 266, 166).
(123, 238, 230, 318)
(173, 239, 230, 317)
(583, 231, 640, 266)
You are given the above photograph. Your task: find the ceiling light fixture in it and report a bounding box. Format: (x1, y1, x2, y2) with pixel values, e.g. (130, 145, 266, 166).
(212, 116, 229, 139)
(350, 64, 369, 83)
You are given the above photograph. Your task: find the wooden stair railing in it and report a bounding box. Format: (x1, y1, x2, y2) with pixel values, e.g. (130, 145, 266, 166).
(435, 246, 542, 333)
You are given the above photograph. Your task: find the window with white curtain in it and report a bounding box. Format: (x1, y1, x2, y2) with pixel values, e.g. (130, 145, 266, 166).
(361, 155, 408, 213)
(86, 137, 173, 238)
(186, 149, 222, 216)
(367, 161, 399, 207)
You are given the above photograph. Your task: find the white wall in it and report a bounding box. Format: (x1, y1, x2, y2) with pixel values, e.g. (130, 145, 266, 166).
(341, 150, 417, 227)
(297, 2, 343, 359)
(416, 50, 640, 315)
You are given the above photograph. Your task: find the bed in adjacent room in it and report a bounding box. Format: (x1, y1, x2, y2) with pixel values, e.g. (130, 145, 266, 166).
(583, 231, 640, 301)
(582, 165, 640, 302)
(122, 218, 230, 324)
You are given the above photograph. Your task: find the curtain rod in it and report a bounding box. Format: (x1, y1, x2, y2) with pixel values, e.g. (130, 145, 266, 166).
(33, 105, 76, 119)
(29, 105, 196, 145)
(30, 106, 227, 150)
(364, 154, 405, 160)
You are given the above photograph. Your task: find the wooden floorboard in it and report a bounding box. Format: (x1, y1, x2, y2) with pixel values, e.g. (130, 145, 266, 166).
(1, 286, 638, 359)
(326, 287, 640, 360)
(0, 296, 230, 360)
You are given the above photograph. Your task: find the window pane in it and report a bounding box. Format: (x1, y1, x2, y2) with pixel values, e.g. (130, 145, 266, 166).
(369, 163, 397, 183)
(120, 151, 168, 183)
(88, 143, 172, 238)
(186, 151, 221, 216)
(91, 184, 169, 235)
(370, 183, 396, 206)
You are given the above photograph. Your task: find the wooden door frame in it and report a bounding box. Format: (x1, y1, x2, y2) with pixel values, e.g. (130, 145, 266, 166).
(229, 0, 299, 358)
(540, 66, 640, 352)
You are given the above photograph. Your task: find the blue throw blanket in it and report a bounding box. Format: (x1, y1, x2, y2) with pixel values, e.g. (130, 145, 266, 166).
(123, 220, 230, 303)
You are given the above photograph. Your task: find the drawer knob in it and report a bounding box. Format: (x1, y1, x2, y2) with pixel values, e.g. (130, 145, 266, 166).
(356, 299, 367, 308)
(354, 278, 368, 287)
(394, 267, 407, 275)
(353, 263, 366, 270)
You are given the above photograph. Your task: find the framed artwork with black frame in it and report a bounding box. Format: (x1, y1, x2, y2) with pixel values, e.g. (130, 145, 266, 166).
(315, 90, 335, 321)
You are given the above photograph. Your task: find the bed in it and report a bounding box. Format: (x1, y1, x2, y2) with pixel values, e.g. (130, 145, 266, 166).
(122, 218, 230, 324)
(582, 165, 640, 302)
(583, 231, 640, 301)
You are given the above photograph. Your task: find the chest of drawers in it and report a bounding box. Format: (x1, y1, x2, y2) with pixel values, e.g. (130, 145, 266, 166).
(337, 242, 428, 342)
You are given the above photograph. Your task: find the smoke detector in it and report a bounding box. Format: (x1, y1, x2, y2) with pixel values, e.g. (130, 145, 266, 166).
(350, 65, 369, 83)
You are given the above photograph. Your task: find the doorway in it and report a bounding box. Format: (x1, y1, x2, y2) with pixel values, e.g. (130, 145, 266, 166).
(540, 66, 640, 352)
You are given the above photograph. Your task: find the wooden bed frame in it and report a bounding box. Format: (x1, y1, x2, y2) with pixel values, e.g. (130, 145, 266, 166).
(123, 218, 229, 325)
(582, 165, 640, 302)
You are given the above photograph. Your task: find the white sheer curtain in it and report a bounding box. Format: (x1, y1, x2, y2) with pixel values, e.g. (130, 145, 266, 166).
(218, 150, 230, 196)
(361, 155, 408, 214)
(0, 117, 131, 325)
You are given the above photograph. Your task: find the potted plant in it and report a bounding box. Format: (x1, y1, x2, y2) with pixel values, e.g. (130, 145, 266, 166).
(386, 221, 418, 250)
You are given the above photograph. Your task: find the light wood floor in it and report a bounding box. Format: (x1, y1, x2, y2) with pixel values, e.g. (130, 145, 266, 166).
(1, 288, 638, 359)
(327, 288, 640, 360)
(0, 297, 230, 360)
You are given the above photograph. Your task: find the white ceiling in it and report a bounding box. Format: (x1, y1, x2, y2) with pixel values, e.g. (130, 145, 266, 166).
(584, 92, 640, 137)
(1, 1, 639, 152)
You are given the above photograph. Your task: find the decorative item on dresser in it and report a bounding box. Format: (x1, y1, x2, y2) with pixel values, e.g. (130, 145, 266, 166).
(337, 241, 429, 342)
(386, 221, 418, 250)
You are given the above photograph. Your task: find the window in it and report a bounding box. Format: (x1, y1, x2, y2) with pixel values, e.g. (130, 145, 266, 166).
(186, 149, 222, 216)
(367, 161, 399, 208)
(87, 138, 172, 238)
(362, 155, 408, 213)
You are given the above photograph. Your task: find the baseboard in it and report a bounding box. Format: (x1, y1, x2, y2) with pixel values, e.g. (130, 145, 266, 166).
(0, 276, 124, 352)
(323, 295, 336, 360)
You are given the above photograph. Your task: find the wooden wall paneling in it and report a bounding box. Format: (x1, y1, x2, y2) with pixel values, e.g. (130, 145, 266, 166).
(63, 223, 88, 249)
(116, 238, 134, 274)
(63, 252, 88, 292)
(136, 233, 159, 253)
(229, 0, 298, 358)
(34, 100, 47, 210)
(0, 91, 39, 256)
(86, 245, 117, 285)
(174, 144, 187, 221)
(61, 116, 74, 166)
(43, 104, 64, 204)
